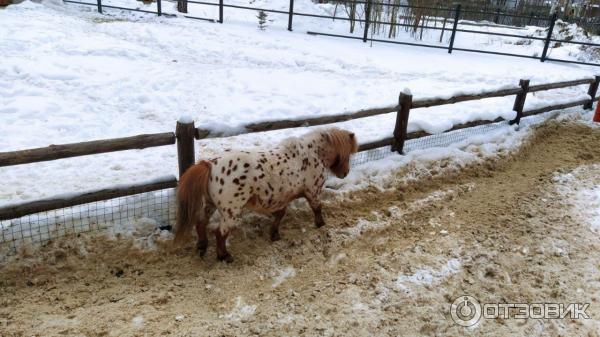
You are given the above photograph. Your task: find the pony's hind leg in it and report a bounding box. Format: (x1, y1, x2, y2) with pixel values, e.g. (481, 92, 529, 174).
(195, 204, 215, 257)
(270, 207, 287, 242)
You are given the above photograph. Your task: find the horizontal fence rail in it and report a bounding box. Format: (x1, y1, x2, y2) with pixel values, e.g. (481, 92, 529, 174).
(412, 87, 523, 109)
(239, 106, 398, 135)
(528, 78, 594, 93)
(0, 132, 176, 167)
(0, 176, 178, 221)
(1, 75, 598, 234)
(522, 98, 593, 118)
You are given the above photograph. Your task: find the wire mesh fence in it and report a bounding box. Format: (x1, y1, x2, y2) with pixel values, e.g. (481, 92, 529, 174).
(352, 109, 556, 166)
(0, 188, 175, 258)
(0, 109, 564, 258)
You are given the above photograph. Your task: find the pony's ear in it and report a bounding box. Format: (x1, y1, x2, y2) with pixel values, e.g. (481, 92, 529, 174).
(349, 133, 355, 140)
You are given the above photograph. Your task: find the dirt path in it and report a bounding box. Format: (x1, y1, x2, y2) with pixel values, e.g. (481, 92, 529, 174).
(2, 121, 600, 337)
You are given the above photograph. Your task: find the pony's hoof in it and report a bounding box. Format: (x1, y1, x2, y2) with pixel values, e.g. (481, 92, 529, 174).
(270, 231, 281, 242)
(197, 241, 208, 257)
(315, 221, 325, 228)
(218, 253, 234, 263)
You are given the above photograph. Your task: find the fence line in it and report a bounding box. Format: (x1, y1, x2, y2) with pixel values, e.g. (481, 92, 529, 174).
(62, 0, 600, 67)
(307, 4, 600, 67)
(1, 75, 598, 224)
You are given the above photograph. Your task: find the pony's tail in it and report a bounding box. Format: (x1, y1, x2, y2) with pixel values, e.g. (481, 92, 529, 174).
(174, 161, 212, 245)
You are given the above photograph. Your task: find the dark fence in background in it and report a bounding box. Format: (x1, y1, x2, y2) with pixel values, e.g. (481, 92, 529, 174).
(306, 2, 600, 67)
(1, 75, 599, 251)
(62, 0, 600, 67)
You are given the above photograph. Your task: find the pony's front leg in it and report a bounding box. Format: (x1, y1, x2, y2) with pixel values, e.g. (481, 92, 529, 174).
(270, 208, 287, 242)
(311, 203, 325, 228)
(305, 194, 325, 228)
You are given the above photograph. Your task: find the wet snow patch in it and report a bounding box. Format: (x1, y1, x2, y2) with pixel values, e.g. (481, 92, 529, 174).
(395, 258, 462, 293)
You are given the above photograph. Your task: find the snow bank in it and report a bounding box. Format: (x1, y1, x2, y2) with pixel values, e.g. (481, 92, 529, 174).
(554, 164, 600, 234)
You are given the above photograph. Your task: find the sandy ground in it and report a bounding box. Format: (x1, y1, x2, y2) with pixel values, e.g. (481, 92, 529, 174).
(2, 121, 600, 337)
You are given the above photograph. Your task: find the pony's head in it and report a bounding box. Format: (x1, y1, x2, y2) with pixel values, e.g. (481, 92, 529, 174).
(320, 128, 358, 179)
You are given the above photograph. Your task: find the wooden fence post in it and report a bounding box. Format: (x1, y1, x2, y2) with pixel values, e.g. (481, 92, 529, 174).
(510, 79, 530, 125)
(584, 75, 600, 110)
(176, 119, 196, 178)
(177, 0, 187, 13)
(97, 0, 102, 13)
(392, 91, 412, 154)
(448, 4, 461, 54)
(288, 0, 294, 31)
(157, 0, 161, 16)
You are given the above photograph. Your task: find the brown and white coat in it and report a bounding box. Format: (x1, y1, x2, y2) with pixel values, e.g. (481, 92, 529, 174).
(174, 128, 358, 262)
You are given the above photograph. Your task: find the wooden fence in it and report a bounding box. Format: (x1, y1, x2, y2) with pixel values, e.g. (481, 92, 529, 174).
(0, 75, 599, 222)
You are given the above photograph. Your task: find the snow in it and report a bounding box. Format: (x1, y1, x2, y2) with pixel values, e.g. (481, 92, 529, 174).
(586, 188, 600, 231)
(0, 0, 598, 209)
(131, 315, 145, 328)
(272, 266, 296, 287)
(222, 297, 256, 321)
(554, 164, 600, 234)
(177, 115, 194, 124)
(394, 258, 461, 292)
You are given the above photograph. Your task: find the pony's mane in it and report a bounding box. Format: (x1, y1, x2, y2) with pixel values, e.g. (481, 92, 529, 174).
(279, 128, 358, 157)
(321, 128, 359, 158)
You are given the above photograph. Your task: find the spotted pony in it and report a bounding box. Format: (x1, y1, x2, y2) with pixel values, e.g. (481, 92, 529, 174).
(174, 128, 358, 262)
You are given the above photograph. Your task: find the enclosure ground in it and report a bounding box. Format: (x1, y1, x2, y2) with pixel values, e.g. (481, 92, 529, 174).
(2, 121, 600, 337)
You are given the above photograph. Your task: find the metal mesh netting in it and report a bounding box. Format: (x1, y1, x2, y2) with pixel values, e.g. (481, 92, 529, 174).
(0, 189, 175, 256)
(353, 111, 555, 166)
(0, 111, 557, 255)
(350, 145, 394, 167)
(405, 122, 510, 152)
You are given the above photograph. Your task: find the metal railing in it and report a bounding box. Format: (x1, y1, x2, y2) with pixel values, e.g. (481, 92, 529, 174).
(61, 0, 600, 67)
